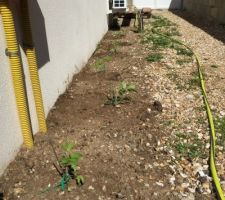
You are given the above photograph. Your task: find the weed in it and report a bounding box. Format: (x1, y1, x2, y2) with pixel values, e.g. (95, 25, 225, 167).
(106, 81, 136, 106)
(93, 55, 112, 71)
(197, 117, 205, 125)
(146, 53, 163, 62)
(187, 77, 200, 89)
(176, 58, 193, 65)
(196, 106, 206, 112)
(174, 133, 206, 160)
(173, 45, 193, 57)
(118, 81, 136, 95)
(154, 26, 180, 37)
(112, 30, 126, 39)
(144, 34, 172, 48)
(150, 15, 175, 28)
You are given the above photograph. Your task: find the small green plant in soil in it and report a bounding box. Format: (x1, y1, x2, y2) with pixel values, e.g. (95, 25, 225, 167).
(176, 58, 193, 65)
(40, 142, 84, 194)
(172, 45, 193, 57)
(144, 34, 172, 49)
(60, 142, 84, 187)
(110, 41, 120, 54)
(112, 30, 126, 39)
(151, 15, 175, 28)
(146, 53, 163, 62)
(187, 77, 200, 90)
(174, 133, 206, 160)
(106, 81, 136, 106)
(93, 55, 112, 71)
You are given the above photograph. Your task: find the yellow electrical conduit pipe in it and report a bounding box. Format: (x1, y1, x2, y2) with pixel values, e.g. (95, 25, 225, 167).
(151, 28, 225, 200)
(20, 0, 47, 133)
(0, 0, 33, 148)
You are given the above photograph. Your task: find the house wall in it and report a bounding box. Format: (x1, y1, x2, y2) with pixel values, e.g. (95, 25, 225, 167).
(133, 0, 182, 9)
(183, 0, 225, 24)
(0, 0, 108, 175)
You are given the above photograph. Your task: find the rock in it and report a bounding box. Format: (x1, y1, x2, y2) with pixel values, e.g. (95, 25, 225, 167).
(156, 181, 164, 187)
(186, 94, 195, 101)
(182, 193, 195, 200)
(144, 183, 150, 187)
(88, 185, 95, 190)
(102, 185, 106, 192)
(181, 183, 190, 188)
(152, 101, 163, 112)
(220, 111, 225, 117)
(169, 176, 176, 185)
(13, 187, 24, 195)
(198, 176, 208, 184)
(202, 182, 210, 190)
(115, 192, 125, 199)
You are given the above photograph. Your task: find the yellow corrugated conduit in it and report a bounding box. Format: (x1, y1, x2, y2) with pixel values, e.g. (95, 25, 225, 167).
(20, 0, 47, 133)
(0, 0, 33, 148)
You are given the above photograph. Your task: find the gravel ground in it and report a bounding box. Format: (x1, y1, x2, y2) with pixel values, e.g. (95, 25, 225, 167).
(148, 10, 225, 198)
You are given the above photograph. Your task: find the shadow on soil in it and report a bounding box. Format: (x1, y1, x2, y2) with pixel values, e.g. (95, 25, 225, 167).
(171, 10, 225, 44)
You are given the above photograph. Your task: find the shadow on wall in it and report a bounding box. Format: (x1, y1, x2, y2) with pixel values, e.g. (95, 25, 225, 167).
(169, 0, 183, 10)
(21, 0, 50, 69)
(169, 0, 225, 44)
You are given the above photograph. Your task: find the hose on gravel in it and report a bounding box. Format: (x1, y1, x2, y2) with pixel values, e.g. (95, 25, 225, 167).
(151, 27, 225, 200)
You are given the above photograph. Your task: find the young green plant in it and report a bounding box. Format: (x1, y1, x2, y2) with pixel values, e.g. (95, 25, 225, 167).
(106, 81, 136, 106)
(60, 142, 84, 188)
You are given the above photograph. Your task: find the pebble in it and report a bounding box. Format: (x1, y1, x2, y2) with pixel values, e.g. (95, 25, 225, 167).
(115, 192, 125, 199)
(88, 186, 95, 190)
(102, 185, 106, 192)
(156, 181, 164, 187)
(220, 111, 225, 116)
(146, 143, 150, 147)
(186, 94, 195, 101)
(169, 176, 176, 185)
(182, 193, 195, 200)
(144, 183, 150, 187)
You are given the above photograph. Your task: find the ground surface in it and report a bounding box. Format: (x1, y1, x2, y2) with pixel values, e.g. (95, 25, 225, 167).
(0, 11, 225, 200)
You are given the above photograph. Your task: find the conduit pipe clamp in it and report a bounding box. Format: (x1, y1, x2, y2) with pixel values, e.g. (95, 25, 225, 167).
(5, 48, 19, 57)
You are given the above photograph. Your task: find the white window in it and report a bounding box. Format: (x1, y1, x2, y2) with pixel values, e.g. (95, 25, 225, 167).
(113, 0, 127, 9)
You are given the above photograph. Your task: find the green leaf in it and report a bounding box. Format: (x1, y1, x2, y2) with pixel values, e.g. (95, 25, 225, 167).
(70, 152, 82, 160)
(70, 164, 77, 171)
(121, 81, 127, 90)
(60, 157, 70, 165)
(76, 175, 84, 186)
(62, 142, 74, 152)
(127, 84, 136, 91)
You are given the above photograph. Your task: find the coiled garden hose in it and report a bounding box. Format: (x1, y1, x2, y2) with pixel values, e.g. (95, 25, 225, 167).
(151, 28, 225, 200)
(0, 0, 33, 148)
(21, 0, 47, 133)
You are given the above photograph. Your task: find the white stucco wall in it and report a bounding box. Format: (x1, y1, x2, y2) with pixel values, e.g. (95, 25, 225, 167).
(0, 0, 108, 175)
(133, 0, 182, 9)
